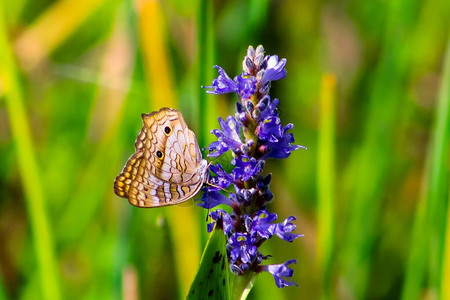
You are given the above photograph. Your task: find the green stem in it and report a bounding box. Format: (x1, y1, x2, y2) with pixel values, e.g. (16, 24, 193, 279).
(231, 272, 258, 300)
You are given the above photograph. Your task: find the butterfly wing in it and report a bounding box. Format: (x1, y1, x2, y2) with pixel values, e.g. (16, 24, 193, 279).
(114, 108, 207, 208)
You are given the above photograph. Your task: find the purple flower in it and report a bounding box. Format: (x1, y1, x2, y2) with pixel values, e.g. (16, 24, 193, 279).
(268, 125, 305, 159)
(257, 119, 305, 159)
(258, 260, 299, 288)
(259, 55, 287, 87)
(201, 45, 303, 289)
(199, 189, 234, 209)
(207, 209, 234, 234)
(228, 233, 258, 265)
(236, 74, 257, 99)
(231, 155, 264, 181)
(204, 141, 227, 158)
(257, 96, 279, 122)
(255, 174, 274, 206)
(245, 210, 277, 240)
(275, 216, 302, 242)
(203, 66, 237, 95)
(204, 66, 258, 100)
(242, 45, 266, 75)
(206, 116, 243, 157)
(257, 117, 283, 143)
(233, 187, 257, 206)
(209, 164, 233, 190)
(235, 102, 248, 124)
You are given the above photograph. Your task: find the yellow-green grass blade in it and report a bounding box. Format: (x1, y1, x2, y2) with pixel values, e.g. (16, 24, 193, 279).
(400, 180, 428, 300)
(441, 179, 450, 299)
(317, 74, 336, 300)
(426, 36, 450, 297)
(136, 0, 176, 110)
(402, 36, 450, 300)
(14, 0, 109, 71)
(136, 1, 202, 296)
(2, 0, 26, 29)
(0, 4, 61, 300)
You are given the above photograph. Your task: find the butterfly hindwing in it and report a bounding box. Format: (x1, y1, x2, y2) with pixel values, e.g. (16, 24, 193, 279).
(114, 107, 207, 208)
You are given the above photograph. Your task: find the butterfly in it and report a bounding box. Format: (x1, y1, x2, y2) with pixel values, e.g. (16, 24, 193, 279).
(114, 107, 209, 207)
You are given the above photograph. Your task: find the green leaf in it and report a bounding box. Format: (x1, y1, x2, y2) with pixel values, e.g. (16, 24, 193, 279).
(187, 221, 230, 300)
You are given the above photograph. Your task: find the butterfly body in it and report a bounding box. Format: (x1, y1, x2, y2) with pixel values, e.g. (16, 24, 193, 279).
(114, 108, 208, 207)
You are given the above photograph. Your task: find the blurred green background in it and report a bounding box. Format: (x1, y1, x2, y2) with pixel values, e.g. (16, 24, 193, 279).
(0, 0, 449, 299)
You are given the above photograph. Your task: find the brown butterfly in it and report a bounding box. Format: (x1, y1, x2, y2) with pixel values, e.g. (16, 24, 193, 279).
(114, 108, 208, 207)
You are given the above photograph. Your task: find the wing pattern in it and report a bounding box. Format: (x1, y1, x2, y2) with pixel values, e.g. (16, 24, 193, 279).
(114, 108, 208, 207)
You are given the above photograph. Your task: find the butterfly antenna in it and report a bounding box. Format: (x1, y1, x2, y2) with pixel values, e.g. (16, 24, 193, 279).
(205, 182, 231, 194)
(205, 154, 226, 168)
(205, 208, 211, 222)
(206, 160, 214, 169)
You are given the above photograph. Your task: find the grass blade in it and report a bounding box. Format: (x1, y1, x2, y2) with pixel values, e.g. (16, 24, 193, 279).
(402, 36, 450, 300)
(317, 73, 336, 300)
(135, 0, 176, 110)
(136, 0, 201, 296)
(197, 0, 216, 149)
(246, 0, 269, 39)
(14, 0, 108, 71)
(341, 0, 419, 297)
(196, 0, 216, 251)
(442, 182, 450, 299)
(427, 36, 450, 296)
(55, 7, 134, 244)
(0, 5, 60, 300)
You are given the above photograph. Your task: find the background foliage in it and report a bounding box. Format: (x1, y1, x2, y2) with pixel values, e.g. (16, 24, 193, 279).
(0, 0, 449, 299)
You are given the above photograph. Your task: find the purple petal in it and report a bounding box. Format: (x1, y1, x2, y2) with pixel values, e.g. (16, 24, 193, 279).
(260, 56, 287, 86)
(203, 66, 237, 95)
(259, 259, 299, 288)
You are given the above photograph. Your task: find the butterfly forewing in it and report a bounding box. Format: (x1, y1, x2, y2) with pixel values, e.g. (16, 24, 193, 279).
(114, 108, 207, 208)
